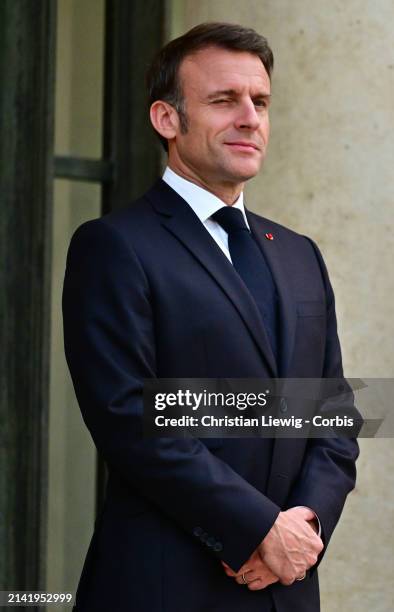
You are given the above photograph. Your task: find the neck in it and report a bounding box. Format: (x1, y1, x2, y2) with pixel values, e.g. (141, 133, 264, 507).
(167, 162, 243, 205)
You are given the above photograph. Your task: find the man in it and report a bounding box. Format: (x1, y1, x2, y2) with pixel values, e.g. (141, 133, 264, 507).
(63, 23, 359, 612)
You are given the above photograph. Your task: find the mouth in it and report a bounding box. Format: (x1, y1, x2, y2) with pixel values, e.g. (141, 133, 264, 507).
(224, 142, 260, 152)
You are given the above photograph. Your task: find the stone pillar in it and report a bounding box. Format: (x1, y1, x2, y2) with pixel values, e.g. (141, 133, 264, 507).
(0, 0, 56, 595)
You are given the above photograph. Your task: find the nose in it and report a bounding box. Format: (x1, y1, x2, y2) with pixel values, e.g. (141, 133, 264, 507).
(234, 98, 261, 131)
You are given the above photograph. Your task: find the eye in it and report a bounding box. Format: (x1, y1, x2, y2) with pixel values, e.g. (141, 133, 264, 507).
(212, 99, 231, 104)
(254, 99, 268, 108)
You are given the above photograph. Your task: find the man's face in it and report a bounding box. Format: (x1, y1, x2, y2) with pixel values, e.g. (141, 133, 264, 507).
(169, 46, 271, 189)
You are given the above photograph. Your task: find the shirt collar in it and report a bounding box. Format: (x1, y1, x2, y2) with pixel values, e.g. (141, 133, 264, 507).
(162, 166, 250, 229)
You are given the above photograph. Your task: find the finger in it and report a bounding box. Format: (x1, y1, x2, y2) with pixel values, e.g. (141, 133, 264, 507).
(248, 574, 280, 591)
(240, 569, 266, 583)
(221, 561, 237, 577)
(235, 568, 270, 585)
(247, 578, 264, 591)
(280, 578, 296, 586)
(299, 507, 316, 521)
(235, 571, 253, 585)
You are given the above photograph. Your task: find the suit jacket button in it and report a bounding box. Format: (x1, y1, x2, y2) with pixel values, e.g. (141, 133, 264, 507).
(280, 398, 288, 413)
(207, 536, 216, 547)
(193, 527, 203, 537)
(213, 542, 223, 552)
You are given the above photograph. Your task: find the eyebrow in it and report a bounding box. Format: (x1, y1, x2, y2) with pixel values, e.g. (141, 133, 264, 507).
(206, 89, 271, 100)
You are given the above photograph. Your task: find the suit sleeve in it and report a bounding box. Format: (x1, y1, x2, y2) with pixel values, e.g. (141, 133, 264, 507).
(286, 237, 360, 567)
(62, 218, 280, 572)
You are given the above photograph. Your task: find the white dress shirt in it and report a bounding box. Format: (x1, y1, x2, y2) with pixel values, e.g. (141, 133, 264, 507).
(162, 166, 250, 263)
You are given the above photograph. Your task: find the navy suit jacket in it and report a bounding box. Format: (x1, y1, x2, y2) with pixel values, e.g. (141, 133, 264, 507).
(63, 179, 359, 612)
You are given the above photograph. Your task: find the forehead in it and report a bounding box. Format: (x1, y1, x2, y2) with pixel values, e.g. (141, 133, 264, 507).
(179, 46, 270, 96)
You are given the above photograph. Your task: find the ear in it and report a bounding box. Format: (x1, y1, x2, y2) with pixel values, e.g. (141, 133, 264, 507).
(150, 101, 179, 141)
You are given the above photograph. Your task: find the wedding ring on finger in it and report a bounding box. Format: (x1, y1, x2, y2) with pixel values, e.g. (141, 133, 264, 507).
(296, 572, 306, 581)
(241, 572, 249, 585)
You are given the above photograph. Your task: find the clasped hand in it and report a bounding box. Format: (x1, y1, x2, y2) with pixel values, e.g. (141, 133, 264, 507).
(222, 507, 323, 590)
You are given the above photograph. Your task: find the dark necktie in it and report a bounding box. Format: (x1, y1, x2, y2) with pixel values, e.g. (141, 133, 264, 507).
(212, 206, 279, 363)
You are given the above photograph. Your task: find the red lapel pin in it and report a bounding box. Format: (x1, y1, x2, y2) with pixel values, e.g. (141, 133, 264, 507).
(265, 232, 274, 241)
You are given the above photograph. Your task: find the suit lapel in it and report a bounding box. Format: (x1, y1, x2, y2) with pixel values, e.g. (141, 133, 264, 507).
(246, 211, 301, 501)
(246, 211, 297, 377)
(145, 180, 277, 377)
(146, 181, 302, 501)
